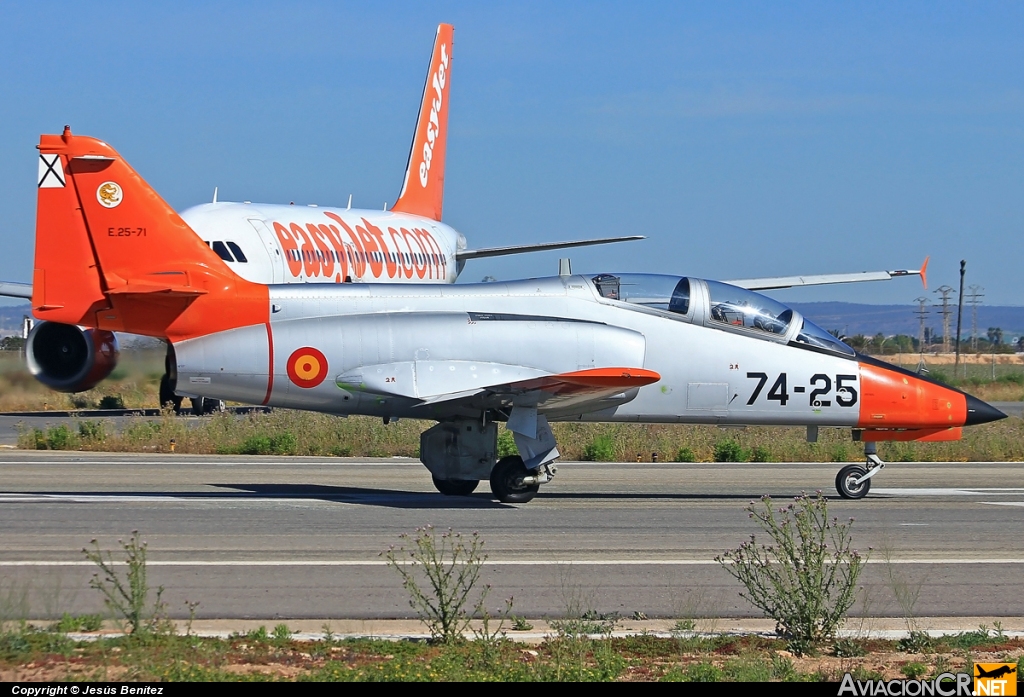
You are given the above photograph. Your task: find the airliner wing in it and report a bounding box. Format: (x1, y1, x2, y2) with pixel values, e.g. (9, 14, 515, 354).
(456, 235, 644, 261)
(727, 257, 928, 291)
(0, 282, 33, 299)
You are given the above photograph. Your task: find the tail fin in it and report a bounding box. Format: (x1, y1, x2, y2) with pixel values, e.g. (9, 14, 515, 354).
(33, 127, 267, 340)
(391, 23, 453, 221)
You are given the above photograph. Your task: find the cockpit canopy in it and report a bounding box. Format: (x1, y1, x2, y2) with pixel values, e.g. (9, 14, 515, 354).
(589, 273, 854, 357)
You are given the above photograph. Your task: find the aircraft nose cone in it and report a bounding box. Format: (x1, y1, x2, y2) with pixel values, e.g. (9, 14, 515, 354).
(964, 394, 1007, 426)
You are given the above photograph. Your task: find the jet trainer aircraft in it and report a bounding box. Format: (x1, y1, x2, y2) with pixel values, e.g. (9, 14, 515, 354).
(20, 122, 1006, 502)
(13, 23, 1006, 502)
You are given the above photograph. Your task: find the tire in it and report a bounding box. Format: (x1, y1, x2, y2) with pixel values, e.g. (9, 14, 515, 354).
(191, 396, 205, 417)
(835, 464, 871, 499)
(203, 398, 224, 415)
(432, 477, 479, 496)
(158, 374, 183, 414)
(489, 455, 540, 504)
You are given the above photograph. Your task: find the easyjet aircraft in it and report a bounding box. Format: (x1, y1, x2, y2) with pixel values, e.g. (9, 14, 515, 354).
(20, 119, 1005, 502)
(2, 24, 638, 300)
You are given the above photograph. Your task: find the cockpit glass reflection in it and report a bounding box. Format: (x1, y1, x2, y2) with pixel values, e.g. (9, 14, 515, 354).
(794, 319, 856, 357)
(591, 274, 691, 316)
(704, 280, 792, 335)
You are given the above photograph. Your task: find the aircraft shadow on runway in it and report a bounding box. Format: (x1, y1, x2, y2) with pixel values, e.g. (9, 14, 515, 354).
(212, 483, 514, 509)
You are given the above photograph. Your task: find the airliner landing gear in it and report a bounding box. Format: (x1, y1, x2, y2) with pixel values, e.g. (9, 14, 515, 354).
(159, 344, 183, 414)
(835, 442, 885, 499)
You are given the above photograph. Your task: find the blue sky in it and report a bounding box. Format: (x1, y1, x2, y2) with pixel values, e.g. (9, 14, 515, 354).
(1, 2, 1021, 306)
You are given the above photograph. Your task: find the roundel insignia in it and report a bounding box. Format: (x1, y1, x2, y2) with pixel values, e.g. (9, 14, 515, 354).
(97, 182, 123, 208)
(287, 347, 328, 388)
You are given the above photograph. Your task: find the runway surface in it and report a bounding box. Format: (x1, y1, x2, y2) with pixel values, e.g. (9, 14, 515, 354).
(0, 452, 1021, 620)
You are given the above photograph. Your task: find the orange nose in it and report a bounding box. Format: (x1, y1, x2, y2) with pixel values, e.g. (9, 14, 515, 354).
(857, 362, 967, 428)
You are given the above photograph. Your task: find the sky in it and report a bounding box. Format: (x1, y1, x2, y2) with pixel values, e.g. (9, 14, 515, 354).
(1, 1, 1021, 307)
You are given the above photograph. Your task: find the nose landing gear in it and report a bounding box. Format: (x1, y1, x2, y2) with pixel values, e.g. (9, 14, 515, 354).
(835, 441, 885, 499)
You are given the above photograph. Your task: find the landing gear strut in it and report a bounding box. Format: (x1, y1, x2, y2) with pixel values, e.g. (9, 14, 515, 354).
(835, 441, 885, 499)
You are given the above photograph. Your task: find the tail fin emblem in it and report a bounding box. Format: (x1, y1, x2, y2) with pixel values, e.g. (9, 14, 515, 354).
(97, 182, 123, 208)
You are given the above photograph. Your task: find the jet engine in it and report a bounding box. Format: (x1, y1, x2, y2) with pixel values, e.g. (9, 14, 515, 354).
(25, 322, 119, 393)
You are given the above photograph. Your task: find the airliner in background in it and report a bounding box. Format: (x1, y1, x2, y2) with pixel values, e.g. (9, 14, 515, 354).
(1, 23, 639, 303)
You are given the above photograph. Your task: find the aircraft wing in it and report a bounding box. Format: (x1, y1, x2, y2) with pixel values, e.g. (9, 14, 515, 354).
(338, 361, 660, 413)
(0, 282, 32, 299)
(456, 235, 644, 261)
(726, 257, 928, 291)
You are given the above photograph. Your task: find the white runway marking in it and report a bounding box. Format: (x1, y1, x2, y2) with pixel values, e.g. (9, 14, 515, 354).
(874, 488, 1024, 496)
(1, 558, 1023, 567)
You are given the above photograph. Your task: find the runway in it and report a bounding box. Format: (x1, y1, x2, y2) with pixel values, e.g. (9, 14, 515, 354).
(0, 452, 1021, 621)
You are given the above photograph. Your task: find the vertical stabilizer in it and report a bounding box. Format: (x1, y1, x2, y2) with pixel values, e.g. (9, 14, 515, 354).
(391, 23, 454, 221)
(33, 128, 268, 341)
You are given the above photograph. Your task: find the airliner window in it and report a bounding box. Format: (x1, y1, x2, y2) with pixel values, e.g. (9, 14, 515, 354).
(211, 241, 234, 262)
(794, 319, 855, 357)
(705, 280, 793, 335)
(226, 241, 248, 263)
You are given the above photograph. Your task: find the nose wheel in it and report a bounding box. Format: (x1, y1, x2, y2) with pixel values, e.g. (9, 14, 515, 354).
(835, 442, 885, 499)
(835, 464, 870, 499)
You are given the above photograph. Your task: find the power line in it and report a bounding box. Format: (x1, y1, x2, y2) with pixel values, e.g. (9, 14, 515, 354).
(965, 284, 984, 352)
(933, 285, 956, 354)
(914, 296, 931, 354)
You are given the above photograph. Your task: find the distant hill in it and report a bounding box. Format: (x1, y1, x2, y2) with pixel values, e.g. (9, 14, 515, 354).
(790, 302, 1024, 341)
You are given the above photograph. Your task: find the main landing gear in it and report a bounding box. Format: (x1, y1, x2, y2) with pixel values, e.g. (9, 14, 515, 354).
(835, 441, 885, 499)
(420, 410, 560, 504)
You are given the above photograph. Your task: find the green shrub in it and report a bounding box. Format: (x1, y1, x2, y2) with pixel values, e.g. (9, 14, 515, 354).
(45, 425, 77, 450)
(238, 432, 297, 455)
(582, 434, 616, 462)
(78, 421, 106, 442)
(750, 445, 772, 463)
(497, 428, 517, 458)
(674, 447, 696, 462)
(713, 439, 747, 462)
(716, 493, 863, 648)
(98, 395, 125, 410)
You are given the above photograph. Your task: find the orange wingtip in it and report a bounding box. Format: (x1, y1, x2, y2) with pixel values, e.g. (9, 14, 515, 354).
(556, 368, 661, 388)
(919, 256, 929, 290)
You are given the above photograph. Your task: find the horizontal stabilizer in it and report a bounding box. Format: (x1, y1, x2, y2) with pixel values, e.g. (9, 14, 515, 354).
(0, 282, 33, 299)
(457, 235, 644, 261)
(727, 257, 929, 291)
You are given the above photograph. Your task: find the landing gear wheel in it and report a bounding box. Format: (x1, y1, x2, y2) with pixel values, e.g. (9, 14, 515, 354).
(159, 375, 183, 414)
(191, 396, 205, 416)
(432, 477, 479, 496)
(835, 464, 871, 499)
(489, 455, 540, 504)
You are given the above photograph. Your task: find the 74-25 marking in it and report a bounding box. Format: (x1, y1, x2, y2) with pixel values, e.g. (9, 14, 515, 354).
(745, 372, 857, 407)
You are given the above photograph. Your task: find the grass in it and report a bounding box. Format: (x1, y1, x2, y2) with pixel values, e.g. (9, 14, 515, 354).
(0, 626, 1020, 682)
(14, 410, 1024, 462)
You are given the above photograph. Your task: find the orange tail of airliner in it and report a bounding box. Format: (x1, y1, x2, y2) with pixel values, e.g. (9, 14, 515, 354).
(33, 127, 268, 341)
(391, 23, 453, 221)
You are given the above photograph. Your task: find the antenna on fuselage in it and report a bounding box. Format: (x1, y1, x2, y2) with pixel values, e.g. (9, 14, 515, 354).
(212, 187, 218, 204)
(347, 194, 352, 210)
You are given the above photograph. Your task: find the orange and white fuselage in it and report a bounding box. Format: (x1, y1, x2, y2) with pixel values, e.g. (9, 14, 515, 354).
(180, 203, 462, 285)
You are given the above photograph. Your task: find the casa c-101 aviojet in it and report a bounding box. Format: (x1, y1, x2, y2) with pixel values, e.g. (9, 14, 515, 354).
(15, 25, 1007, 503)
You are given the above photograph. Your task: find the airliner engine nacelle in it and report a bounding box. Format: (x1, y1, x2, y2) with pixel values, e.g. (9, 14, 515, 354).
(26, 322, 120, 393)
